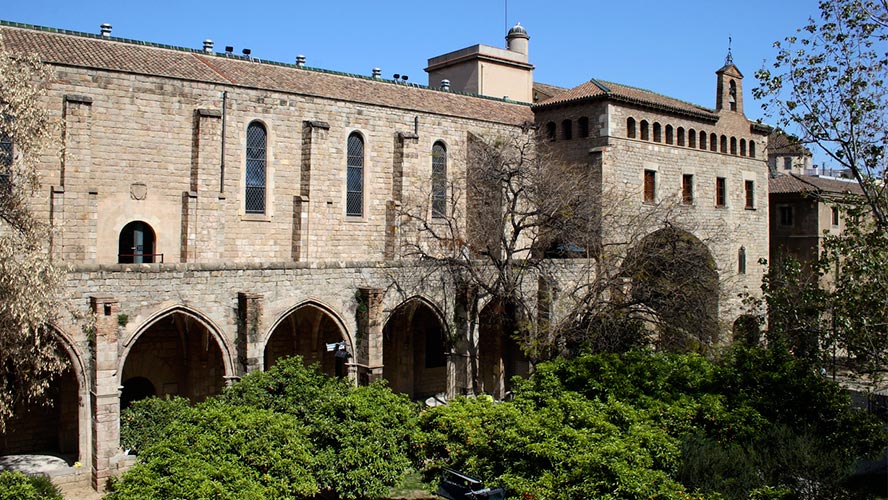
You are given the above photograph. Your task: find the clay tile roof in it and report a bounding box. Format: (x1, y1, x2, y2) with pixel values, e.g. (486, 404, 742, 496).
(768, 132, 811, 157)
(769, 173, 863, 195)
(533, 77, 718, 121)
(0, 22, 533, 126)
(532, 82, 567, 103)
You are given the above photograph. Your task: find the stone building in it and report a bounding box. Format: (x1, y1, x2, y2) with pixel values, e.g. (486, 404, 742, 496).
(0, 20, 769, 489)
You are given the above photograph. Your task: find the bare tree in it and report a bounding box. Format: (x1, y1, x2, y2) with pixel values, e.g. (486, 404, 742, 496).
(0, 50, 67, 430)
(390, 129, 732, 366)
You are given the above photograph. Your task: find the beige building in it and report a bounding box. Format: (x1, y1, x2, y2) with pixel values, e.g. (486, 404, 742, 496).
(0, 20, 769, 490)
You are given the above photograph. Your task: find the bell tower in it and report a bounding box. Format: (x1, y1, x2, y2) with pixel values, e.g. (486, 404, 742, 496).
(715, 40, 743, 115)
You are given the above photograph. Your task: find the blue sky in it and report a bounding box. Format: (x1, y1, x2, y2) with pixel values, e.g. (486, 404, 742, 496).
(4, 1, 818, 124)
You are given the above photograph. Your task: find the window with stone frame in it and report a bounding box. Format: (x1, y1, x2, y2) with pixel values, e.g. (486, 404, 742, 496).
(738, 246, 746, 274)
(716, 177, 727, 208)
(346, 132, 365, 217)
(245, 122, 267, 214)
(643, 169, 656, 204)
(745, 180, 755, 209)
(832, 206, 840, 226)
(578, 117, 589, 138)
(626, 117, 636, 139)
(682, 174, 694, 205)
(562, 119, 573, 140)
(783, 157, 793, 170)
(431, 141, 447, 218)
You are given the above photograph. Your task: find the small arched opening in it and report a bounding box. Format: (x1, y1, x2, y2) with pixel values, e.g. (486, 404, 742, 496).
(118, 221, 157, 264)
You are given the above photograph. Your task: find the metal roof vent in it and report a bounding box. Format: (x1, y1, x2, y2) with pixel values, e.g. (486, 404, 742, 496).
(372, 68, 381, 78)
(203, 39, 214, 53)
(296, 55, 306, 67)
(440, 79, 451, 91)
(225, 46, 234, 55)
(100, 23, 112, 37)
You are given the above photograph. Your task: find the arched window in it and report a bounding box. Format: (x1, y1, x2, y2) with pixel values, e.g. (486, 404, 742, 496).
(546, 122, 556, 141)
(720, 135, 728, 153)
(740, 139, 747, 156)
(119, 221, 157, 263)
(626, 118, 636, 139)
(738, 246, 747, 274)
(730, 137, 737, 155)
(0, 132, 11, 186)
(710, 133, 718, 152)
(676, 127, 685, 146)
(665, 125, 674, 144)
(640, 120, 650, 141)
(346, 132, 364, 217)
(729, 80, 738, 112)
(688, 129, 696, 148)
(749, 140, 756, 158)
(578, 117, 589, 138)
(562, 119, 573, 140)
(245, 122, 267, 214)
(699, 131, 707, 150)
(653, 122, 662, 142)
(432, 141, 447, 218)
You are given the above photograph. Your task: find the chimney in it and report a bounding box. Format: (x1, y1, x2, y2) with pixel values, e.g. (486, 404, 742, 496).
(372, 67, 381, 78)
(100, 23, 112, 37)
(225, 46, 234, 55)
(440, 79, 451, 91)
(296, 55, 306, 67)
(203, 39, 214, 53)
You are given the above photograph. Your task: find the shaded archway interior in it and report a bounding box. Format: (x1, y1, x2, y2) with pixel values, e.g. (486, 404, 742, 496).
(264, 305, 348, 377)
(477, 299, 530, 399)
(383, 300, 447, 400)
(0, 333, 79, 459)
(623, 226, 719, 350)
(120, 312, 225, 407)
(118, 220, 156, 264)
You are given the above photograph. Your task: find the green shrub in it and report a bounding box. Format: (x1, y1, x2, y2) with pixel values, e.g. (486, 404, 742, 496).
(0, 471, 62, 500)
(119, 395, 191, 452)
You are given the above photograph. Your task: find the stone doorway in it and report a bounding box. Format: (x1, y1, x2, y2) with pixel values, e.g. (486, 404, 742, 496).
(382, 299, 447, 400)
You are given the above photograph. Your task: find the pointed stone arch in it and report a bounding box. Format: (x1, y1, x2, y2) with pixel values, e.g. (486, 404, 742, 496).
(477, 298, 530, 399)
(623, 226, 720, 350)
(382, 296, 449, 399)
(263, 300, 351, 377)
(120, 306, 233, 405)
(0, 325, 88, 463)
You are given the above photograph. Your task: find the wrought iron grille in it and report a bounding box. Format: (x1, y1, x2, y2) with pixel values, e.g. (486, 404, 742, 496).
(346, 134, 364, 216)
(431, 142, 447, 218)
(245, 123, 266, 214)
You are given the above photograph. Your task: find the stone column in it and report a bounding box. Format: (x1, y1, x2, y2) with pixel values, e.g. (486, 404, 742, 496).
(187, 108, 225, 263)
(89, 296, 119, 491)
(299, 121, 329, 261)
(356, 287, 384, 384)
(449, 283, 477, 398)
(237, 292, 264, 374)
(59, 95, 96, 264)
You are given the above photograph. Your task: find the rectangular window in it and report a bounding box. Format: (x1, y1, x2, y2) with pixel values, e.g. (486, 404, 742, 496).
(779, 206, 794, 226)
(783, 157, 792, 170)
(716, 177, 726, 208)
(682, 174, 694, 205)
(643, 169, 656, 203)
(832, 206, 840, 226)
(745, 180, 755, 209)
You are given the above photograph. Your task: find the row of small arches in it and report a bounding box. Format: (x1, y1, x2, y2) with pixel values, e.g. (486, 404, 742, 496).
(626, 117, 756, 158)
(545, 117, 590, 141)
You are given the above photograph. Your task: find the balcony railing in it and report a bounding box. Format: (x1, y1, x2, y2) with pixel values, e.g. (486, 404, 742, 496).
(117, 253, 164, 264)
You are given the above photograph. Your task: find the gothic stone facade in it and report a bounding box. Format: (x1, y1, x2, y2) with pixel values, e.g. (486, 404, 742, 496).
(0, 21, 768, 489)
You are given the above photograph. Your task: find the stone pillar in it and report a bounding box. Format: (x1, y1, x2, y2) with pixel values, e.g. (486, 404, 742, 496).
(449, 283, 477, 398)
(356, 287, 384, 384)
(188, 108, 225, 263)
(60, 95, 96, 264)
(89, 296, 120, 491)
(237, 292, 264, 374)
(300, 121, 329, 261)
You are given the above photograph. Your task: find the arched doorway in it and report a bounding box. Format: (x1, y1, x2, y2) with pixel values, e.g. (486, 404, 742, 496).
(121, 311, 226, 406)
(477, 299, 530, 399)
(0, 330, 81, 461)
(623, 226, 719, 351)
(264, 304, 349, 377)
(118, 221, 156, 263)
(382, 299, 448, 399)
